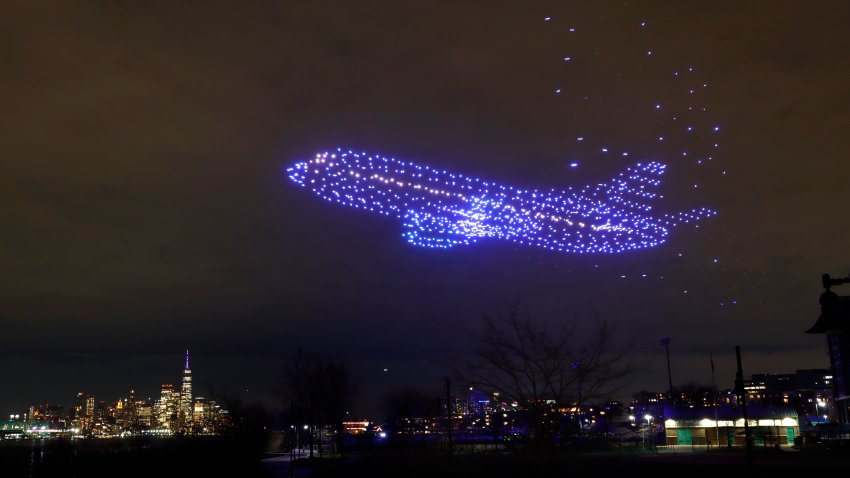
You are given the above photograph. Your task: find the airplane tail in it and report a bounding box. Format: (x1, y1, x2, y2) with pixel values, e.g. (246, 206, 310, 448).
(602, 162, 716, 226)
(601, 161, 666, 212)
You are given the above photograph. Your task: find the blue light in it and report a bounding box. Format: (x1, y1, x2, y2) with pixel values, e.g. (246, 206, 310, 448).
(287, 149, 715, 253)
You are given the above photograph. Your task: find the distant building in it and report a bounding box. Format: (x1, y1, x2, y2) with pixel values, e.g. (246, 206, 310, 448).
(158, 383, 176, 429)
(744, 369, 833, 423)
(136, 400, 153, 428)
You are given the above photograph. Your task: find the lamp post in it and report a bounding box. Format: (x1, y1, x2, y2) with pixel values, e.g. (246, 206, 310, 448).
(816, 398, 829, 423)
(644, 414, 653, 447)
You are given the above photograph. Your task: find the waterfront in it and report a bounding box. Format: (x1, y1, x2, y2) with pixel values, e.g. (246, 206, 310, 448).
(0, 436, 268, 478)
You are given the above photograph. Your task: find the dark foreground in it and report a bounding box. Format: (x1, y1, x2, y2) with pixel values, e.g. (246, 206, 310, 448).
(7, 440, 850, 478)
(0, 436, 269, 478)
(265, 445, 850, 478)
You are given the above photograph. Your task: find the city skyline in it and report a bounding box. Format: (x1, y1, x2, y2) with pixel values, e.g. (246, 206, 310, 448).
(3, 1, 850, 420)
(3, 350, 834, 427)
(2, 350, 233, 438)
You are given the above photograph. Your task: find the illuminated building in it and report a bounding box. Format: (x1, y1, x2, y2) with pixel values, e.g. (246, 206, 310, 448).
(193, 398, 206, 430)
(71, 393, 96, 434)
(342, 420, 371, 435)
(136, 400, 153, 428)
(744, 369, 834, 423)
(663, 406, 799, 447)
(120, 388, 137, 430)
(85, 394, 95, 419)
(179, 349, 193, 431)
(158, 384, 176, 429)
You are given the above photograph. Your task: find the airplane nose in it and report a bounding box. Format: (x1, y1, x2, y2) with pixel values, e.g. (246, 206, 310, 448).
(286, 162, 309, 186)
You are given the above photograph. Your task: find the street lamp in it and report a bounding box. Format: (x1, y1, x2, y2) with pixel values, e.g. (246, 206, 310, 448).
(816, 398, 830, 423)
(643, 415, 653, 446)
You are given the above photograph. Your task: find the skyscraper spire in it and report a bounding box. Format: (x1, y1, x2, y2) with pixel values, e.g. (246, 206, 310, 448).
(180, 349, 193, 432)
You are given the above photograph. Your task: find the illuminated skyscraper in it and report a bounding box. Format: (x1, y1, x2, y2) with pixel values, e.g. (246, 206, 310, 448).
(158, 384, 175, 429)
(85, 395, 95, 419)
(180, 349, 193, 431)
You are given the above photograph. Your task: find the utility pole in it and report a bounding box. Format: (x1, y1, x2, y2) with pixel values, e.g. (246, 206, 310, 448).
(571, 361, 582, 430)
(445, 378, 453, 457)
(710, 354, 720, 450)
(290, 346, 302, 478)
(660, 338, 674, 404)
(734, 345, 753, 465)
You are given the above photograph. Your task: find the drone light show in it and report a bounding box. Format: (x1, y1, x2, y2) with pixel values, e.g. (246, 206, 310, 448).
(287, 150, 714, 253)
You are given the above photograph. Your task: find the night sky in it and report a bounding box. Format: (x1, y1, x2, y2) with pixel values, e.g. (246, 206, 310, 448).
(3, 1, 850, 418)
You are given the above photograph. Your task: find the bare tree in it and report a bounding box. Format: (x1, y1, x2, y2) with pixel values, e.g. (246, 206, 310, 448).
(278, 353, 358, 458)
(451, 302, 638, 449)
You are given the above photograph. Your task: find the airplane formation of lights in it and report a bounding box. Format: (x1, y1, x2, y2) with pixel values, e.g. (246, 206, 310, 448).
(287, 149, 714, 253)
